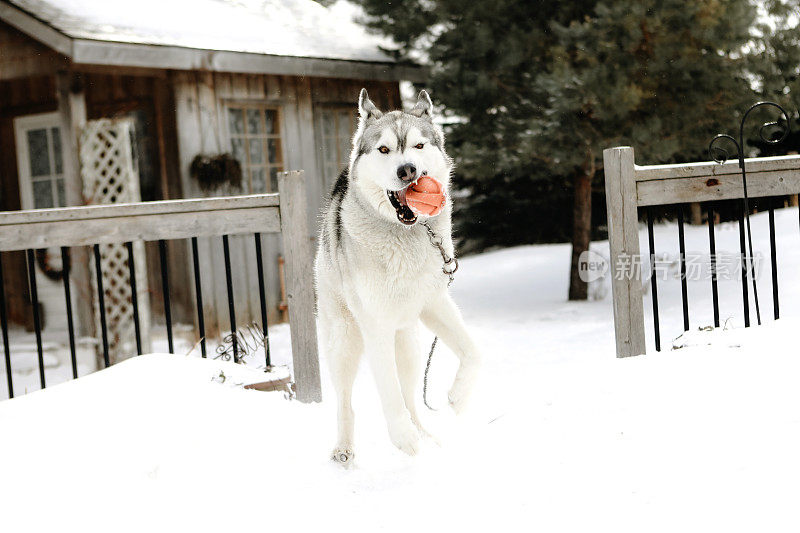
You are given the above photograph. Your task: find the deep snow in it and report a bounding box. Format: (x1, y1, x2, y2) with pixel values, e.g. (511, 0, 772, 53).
(1, 208, 799, 532)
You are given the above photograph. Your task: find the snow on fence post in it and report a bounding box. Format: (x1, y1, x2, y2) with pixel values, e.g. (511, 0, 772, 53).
(278, 170, 322, 403)
(603, 147, 646, 357)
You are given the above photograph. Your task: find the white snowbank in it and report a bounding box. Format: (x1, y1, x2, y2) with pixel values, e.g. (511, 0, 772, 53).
(1, 207, 800, 531)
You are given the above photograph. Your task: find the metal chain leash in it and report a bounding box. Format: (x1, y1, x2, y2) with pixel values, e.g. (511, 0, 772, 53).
(420, 221, 458, 410)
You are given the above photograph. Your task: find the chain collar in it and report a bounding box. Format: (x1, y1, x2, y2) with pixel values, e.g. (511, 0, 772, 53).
(420, 220, 458, 411)
(421, 221, 458, 285)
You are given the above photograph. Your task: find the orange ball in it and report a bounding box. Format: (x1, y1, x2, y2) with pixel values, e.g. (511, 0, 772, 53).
(405, 176, 446, 216)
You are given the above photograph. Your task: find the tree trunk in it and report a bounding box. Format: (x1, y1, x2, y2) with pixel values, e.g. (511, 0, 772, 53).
(568, 171, 593, 301)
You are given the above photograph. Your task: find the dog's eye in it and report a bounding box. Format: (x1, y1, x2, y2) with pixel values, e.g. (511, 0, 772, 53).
(378, 146, 390, 154)
(414, 143, 425, 149)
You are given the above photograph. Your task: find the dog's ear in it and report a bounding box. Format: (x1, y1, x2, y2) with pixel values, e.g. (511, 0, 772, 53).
(410, 90, 434, 120)
(358, 88, 383, 123)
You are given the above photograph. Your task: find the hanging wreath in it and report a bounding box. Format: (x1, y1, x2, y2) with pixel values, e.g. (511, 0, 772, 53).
(35, 248, 70, 282)
(190, 153, 243, 193)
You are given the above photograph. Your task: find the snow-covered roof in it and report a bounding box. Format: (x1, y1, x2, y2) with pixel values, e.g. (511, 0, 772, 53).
(0, 0, 421, 80)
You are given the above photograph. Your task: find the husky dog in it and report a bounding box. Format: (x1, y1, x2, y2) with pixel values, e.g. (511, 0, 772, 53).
(315, 89, 482, 464)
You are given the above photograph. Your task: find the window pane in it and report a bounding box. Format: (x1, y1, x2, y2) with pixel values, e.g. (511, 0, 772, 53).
(56, 178, 66, 207)
(27, 129, 51, 177)
(246, 109, 262, 134)
(231, 138, 245, 163)
(267, 139, 281, 164)
(33, 179, 54, 208)
(265, 110, 278, 134)
(228, 108, 244, 134)
(51, 127, 63, 174)
(249, 139, 264, 164)
(251, 167, 266, 193)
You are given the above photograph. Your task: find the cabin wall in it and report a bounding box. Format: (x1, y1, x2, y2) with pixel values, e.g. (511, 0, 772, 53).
(0, 21, 65, 80)
(0, 74, 58, 329)
(171, 72, 400, 339)
(0, 62, 192, 335)
(1, 17, 402, 348)
(82, 72, 192, 330)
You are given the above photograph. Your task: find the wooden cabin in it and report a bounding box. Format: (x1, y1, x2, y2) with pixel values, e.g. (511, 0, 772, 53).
(0, 0, 421, 355)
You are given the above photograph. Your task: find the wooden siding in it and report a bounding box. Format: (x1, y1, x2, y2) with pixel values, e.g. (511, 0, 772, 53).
(0, 21, 65, 80)
(172, 71, 401, 335)
(0, 20, 403, 340)
(81, 72, 192, 327)
(0, 74, 58, 329)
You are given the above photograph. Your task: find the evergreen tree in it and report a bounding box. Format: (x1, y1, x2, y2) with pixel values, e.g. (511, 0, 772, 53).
(749, 1, 800, 156)
(355, 0, 758, 299)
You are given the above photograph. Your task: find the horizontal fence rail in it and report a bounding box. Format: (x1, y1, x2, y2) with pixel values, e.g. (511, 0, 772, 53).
(0, 194, 281, 251)
(0, 171, 321, 402)
(604, 147, 800, 357)
(636, 154, 800, 206)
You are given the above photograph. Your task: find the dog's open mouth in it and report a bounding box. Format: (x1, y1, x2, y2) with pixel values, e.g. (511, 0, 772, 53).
(387, 188, 417, 226)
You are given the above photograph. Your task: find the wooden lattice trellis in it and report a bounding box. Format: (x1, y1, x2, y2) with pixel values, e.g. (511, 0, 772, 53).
(80, 118, 151, 362)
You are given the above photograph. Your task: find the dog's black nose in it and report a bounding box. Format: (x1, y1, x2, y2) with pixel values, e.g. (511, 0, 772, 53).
(397, 163, 417, 183)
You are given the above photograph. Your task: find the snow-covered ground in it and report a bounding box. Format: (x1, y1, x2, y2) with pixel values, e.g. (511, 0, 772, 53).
(1, 208, 800, 531)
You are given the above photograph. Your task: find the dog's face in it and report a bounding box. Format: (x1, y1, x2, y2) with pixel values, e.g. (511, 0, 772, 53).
(350, 89, 452, 226)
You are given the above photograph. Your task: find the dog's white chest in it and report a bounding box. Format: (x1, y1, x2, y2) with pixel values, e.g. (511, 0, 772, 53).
(342, 234, 446, 319)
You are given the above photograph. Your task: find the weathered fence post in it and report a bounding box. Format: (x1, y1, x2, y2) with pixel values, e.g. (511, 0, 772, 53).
(603, 147, 646, 357)
(278, 170, 322, 402)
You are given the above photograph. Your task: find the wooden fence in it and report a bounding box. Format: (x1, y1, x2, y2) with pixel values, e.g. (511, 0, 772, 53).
(603, 146, 800, 357)
(0, 170, 321, 402)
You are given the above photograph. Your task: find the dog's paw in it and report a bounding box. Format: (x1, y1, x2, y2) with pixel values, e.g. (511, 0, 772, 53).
(331, 447, 355, 467)
(388, 415, 420, 456)
(448, 362, 479, 415)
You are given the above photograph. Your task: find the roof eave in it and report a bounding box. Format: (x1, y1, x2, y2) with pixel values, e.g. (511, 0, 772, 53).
(72, 39, 427, 82)
(0, 0, 426, 82)
(0, 0, 72, 56)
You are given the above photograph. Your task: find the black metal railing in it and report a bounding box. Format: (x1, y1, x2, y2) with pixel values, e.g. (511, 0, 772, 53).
(643, 101, 794, 351)
(1, 233, 275, 399)
(0, 190, 291, 400)
(643, 197, 791, 351)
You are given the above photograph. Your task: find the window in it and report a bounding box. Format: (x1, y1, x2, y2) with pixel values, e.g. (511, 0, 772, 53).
(13, 112, 66, 209)
(227, 106, 283, 193)
(316, 106, 357, 191)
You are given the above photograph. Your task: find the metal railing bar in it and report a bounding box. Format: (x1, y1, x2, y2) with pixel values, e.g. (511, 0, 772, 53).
(707, 206, 720, 328)
(254, 233, 271, 367)
(737, 209, 750, 327)
(768, 200, 779, 320)
(61, 247, 78, 378)
(222, 235, 238, 363)
(125, 242, 142, 356)
(26, 249, 45, 389)
(0, 253, 13, 398)
(677, 209, 689, 332)
(190, 237, 206, 358)
(158, 239, 173, 353)
(93, 244, 110, 367)
(646, 208, 661, 351)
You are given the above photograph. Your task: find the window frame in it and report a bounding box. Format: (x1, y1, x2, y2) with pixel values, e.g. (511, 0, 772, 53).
(222, 101, 286, 194)
(13, 111, 65, 210)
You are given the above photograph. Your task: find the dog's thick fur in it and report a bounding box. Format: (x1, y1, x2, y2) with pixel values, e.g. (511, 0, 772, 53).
(315, 89, 481, 463)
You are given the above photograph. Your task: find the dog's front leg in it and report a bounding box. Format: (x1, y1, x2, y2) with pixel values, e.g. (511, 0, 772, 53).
(359, 319, 420, 456)
(421, 292, 482, 414)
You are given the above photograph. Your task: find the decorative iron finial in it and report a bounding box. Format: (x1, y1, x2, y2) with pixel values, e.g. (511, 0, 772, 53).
(708, 101, 792, 326)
